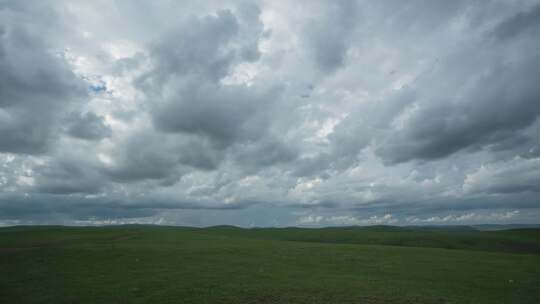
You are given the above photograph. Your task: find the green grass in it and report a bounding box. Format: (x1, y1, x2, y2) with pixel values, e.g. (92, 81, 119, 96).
(200, 225, 540, 254)
(1, 226, 539, 303)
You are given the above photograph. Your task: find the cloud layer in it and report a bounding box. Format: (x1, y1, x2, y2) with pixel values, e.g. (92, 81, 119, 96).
(1, 1, 539, 226)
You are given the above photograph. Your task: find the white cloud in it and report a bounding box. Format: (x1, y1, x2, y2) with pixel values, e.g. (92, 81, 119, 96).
(406, 211, 520, 224)
(297, 214, 397, 226)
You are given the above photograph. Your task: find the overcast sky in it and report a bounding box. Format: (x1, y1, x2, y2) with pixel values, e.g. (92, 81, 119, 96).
(1, 0, 540, 227)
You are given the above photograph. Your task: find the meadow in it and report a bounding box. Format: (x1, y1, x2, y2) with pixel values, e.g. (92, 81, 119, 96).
(1, 225, 539, 303)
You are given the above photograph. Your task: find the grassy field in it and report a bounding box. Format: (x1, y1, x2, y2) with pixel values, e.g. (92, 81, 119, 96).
(1, 226, 539, 303)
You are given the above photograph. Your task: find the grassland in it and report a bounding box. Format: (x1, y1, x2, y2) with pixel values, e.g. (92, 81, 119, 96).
(1, 225, 539, 303)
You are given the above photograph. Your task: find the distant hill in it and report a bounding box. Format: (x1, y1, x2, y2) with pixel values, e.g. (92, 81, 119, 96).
(471, 224, 540, 231)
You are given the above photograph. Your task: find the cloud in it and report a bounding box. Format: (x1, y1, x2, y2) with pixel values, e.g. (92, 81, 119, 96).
(297, 213, 397, 226)
(492, 4, 540, 40)
(151, 80, 280, 148)
(0, 1, 539, 226)
(141, 8, 275, 146)
(231, 137, 298, 172)
(464, 158, 540, 194)
(406, 211, 520, 224)
(145, 9, 240, 83)
(0, 193, 261, 223)
(374, 36, 540, 164)
(0, 9, 87, 154)
(66, 112, 112, 141)
(33, 158, 105, 194)
(102, 131, 183, 182)
(303, 0, 359, 73)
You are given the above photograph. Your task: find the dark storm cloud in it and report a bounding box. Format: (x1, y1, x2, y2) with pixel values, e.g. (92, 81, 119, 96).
(304, 0, 358, 73)
(0, 196, 158, 220)
(486, 120, 540, 160)
(371, 195, 540, 216)
(140, 8, 278, 147)
(176, 138, 225, 171)
(66, 112, 112, 141)
(138, 5, 263, 87)
(103, 132, 182, 182)
(34, 159, 105, 194)
(231, 138, 298, 172)
(145, 9, 240, 83)
(102, 131, 228, 185)
(137, 6, 283, 153)
(152, 81, 280, 148)
(374, 23, 540, 164)
(492, 4, 540, 40)
(0, 193, 261, 222)
(0, 3, 87, 154)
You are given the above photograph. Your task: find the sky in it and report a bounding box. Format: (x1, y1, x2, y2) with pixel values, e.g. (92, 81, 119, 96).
(1, 0, 540, 227)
